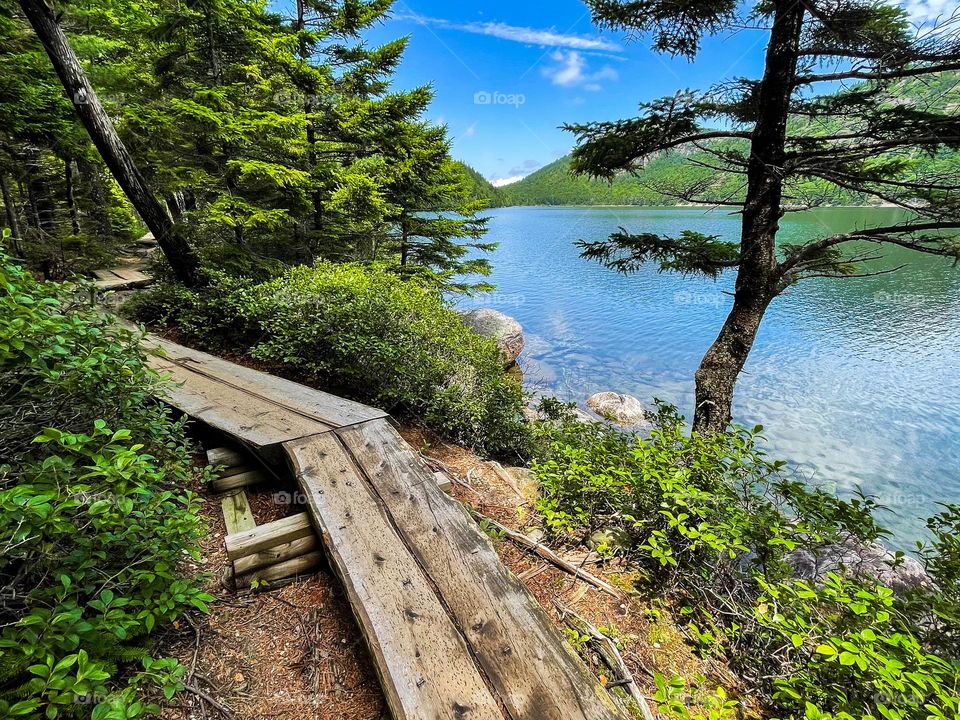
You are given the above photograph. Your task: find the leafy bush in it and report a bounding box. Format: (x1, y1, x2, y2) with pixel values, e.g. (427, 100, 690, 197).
(531, 401, 960, 720)
(126, 263, 531, 457)
(0, 245, 211, 719)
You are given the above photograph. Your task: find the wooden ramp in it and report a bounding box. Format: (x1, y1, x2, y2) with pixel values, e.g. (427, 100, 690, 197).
(146, 336, 624, 720)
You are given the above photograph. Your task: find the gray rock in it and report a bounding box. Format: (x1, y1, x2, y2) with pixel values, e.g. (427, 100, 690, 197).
(525, 527, 546, 544)
(586, 392, 650, 426)
(460, 308, 524, 367)
(786, 538, 932, 595)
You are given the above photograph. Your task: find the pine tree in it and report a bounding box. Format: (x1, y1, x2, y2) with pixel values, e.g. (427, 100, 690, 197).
(381, 120, 495, 292)
(567, 0, 960, 433)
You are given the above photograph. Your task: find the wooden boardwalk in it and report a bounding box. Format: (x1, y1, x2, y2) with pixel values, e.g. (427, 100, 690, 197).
(146, 336, 624, 720)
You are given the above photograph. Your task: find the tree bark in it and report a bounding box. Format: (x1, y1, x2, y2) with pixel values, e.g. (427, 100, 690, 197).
(692, 0, 805, 434)
(0, 173, 24, 255)
(64, 158, 80, 234)
(19, 0, 204, 286)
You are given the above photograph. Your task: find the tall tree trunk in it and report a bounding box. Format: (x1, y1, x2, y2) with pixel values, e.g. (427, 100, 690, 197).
(692, 0, 804, 434)
(76, 157, 112, 238)
(206, 9, 221, 84)
(296, 0, 324, 236)
(19, 0, 204, 286)
(0, 173, 24, 255)
(166, 192, 184, 222)
(64, 158, 80, 235)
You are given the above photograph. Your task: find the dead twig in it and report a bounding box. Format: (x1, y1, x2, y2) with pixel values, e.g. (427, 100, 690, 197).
(469, 509, 625, 600)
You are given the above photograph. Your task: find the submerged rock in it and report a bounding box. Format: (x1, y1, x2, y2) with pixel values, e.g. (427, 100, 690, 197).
(460, 308, 524, 367)
(586, 392, 650, 426)
(786, 538, 933, 595)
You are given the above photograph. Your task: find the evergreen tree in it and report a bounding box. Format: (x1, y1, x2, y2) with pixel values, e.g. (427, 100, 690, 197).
(381, 120, 495, 292)
(567, 0, 960, 433)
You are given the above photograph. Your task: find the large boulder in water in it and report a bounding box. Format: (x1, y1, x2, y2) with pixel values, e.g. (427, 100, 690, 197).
(460, 308, 524, 367)
(586, 392, 650, 426)
(786, 538, 932, 596)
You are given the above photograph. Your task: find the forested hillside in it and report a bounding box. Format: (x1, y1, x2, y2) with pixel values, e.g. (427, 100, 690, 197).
(454, 161, 506, 206)
(502, 72, 960, 207)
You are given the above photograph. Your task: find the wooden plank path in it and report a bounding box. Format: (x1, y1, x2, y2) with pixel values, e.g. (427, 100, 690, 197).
(93, 266, 152, 290)
(145, 335, 624, 720)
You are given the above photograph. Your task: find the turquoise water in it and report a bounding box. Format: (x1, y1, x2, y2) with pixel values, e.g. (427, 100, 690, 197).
(458, 206, 960, 544)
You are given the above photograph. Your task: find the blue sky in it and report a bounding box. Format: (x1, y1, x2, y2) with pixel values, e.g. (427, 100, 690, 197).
(357, 1, 953, 185)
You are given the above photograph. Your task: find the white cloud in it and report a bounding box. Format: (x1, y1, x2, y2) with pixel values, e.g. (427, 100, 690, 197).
(492, 175, 525, 187)
(399, 13, 621, 52)
(899, 0, 959, 22)
(542, 51, 618, 90)
(461, 122, 477, 138)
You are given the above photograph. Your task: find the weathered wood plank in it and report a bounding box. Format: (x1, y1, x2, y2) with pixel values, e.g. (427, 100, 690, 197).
(207, 446, 246, 468)
(221, 491, 256, 536)
(148, 335, 387, 430)
(284, 434, 504, 720)
(149, 356, 328, 448)
(337, 419, 623, 720)
(94, 276, 153, 291)
(93, 268, 120, 281)
(111, 267, 147, 282)
(212, 469, 265, 493)
(225, 512, 314, 561)
(218, 463, 253, 479)
(233, 535, 319, 576)
(240, 550, 324, 585)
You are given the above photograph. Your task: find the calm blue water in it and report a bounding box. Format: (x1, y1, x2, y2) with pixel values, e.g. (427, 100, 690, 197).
(458, 207, 960, 544)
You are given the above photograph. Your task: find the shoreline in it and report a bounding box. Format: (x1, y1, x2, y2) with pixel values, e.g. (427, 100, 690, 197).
(487, 203, 899, 210)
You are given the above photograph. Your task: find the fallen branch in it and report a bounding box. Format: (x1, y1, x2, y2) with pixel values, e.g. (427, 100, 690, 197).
(555, 602, 656, 720)
(184, 683, 235, 719)
(487, 460, 526, 503)
(468, 509, 624, 600)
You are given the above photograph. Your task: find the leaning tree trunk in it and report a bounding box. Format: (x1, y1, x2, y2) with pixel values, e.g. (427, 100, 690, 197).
(692, 0, 804, 434)
(19, 0, 204, 287)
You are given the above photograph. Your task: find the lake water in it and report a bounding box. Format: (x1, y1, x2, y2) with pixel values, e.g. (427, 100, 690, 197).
(458, 206, 960, 544)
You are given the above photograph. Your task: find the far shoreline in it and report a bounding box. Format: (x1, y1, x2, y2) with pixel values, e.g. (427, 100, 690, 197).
(486, 203, 899, 210)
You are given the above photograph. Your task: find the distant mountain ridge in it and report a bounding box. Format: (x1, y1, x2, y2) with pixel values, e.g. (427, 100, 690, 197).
(459, 72, 959, 209)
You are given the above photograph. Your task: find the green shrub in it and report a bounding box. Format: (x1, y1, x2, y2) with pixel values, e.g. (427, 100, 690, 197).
(0, 244, 211, 719)
(126, 263, 532, 458)
(531, 401, 960, 720)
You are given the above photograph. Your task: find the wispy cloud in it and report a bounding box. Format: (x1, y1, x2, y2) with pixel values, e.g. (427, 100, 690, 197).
(398, 13, 621, 52)
(542, 50, 618, 90)
(900, 0, 959, 22)
(461, 122, 477, 139)
(492, 175, 525, 187)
